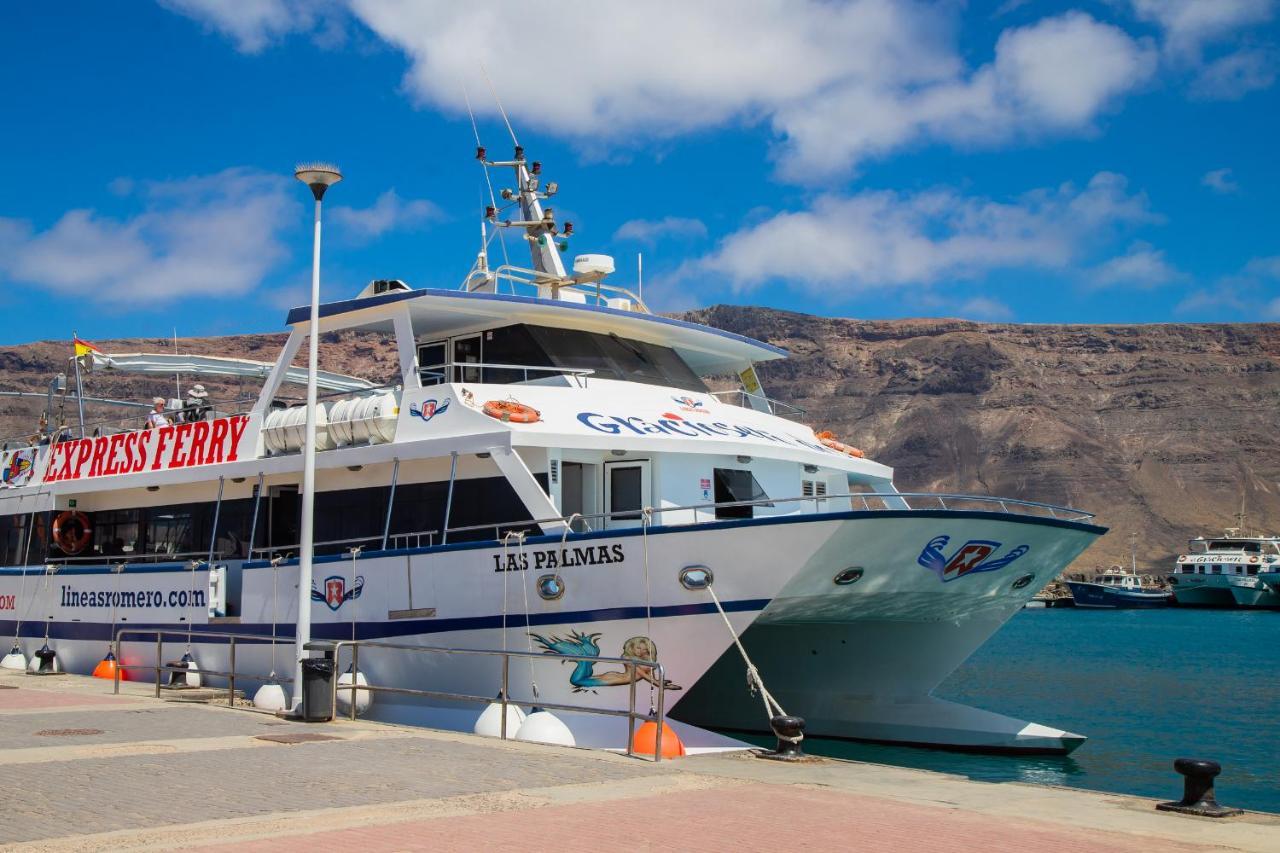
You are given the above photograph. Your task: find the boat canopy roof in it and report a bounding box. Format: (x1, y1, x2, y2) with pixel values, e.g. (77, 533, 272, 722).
(285, 287, 788, 377)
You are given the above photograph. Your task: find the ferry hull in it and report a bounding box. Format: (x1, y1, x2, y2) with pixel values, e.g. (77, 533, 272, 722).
(1227, 577, 1280, 609)
(1169, 576, 1236, 608)
(672, 511, 1102, 754)
(0, 518, 825, 742)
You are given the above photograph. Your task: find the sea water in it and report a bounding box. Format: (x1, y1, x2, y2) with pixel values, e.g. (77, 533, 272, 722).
(781, 608, 1280, 814)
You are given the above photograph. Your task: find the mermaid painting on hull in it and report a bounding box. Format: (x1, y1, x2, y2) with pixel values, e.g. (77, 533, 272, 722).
(530, 631, 680, 693)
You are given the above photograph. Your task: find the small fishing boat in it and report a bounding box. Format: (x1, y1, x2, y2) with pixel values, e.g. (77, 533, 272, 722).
(1065, 567, 1168, 609)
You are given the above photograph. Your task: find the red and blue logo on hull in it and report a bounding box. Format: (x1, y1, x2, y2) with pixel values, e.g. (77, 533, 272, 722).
(917, 535, 1029, 582)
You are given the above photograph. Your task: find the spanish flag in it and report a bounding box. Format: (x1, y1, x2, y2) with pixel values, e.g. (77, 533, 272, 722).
(73, 337, 100, 358)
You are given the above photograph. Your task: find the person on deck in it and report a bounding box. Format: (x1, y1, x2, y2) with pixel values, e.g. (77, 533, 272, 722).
(183, 384, 210, 423)
(146, 397, 170, 429)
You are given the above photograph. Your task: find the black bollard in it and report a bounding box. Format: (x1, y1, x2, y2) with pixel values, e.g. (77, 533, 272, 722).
(1156, 758, 1243, 818)
(757, 715, 807, 762)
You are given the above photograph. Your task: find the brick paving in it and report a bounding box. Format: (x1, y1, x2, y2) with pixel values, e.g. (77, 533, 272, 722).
(199, 783, 1208, 853)
(2, 670, 1278, 852)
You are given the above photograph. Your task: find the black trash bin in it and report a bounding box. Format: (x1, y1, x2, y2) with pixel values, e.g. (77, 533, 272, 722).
(300, 656, 336, 722)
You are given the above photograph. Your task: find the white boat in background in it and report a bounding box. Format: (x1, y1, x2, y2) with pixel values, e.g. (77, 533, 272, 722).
(1169, 531, 1280, 609)
(0, 143, 1105, 753)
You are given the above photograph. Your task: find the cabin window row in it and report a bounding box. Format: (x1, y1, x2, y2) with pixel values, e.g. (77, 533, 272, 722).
(0, 474, 546, 567)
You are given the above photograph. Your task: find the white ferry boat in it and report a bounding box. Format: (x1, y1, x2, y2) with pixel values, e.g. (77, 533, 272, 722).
(1169, 532, 1280, 608)
(0, 145, 1106, 753)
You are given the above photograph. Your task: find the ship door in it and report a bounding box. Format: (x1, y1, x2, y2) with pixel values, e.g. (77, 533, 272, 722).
(452, 334, 482, 383)
(267, 486, 301, 554)
(604, 460, 650, 530)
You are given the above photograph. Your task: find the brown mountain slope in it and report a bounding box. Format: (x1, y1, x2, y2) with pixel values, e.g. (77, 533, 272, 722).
(6, 307, 1279, 571)
(685, 306, 1280, 570)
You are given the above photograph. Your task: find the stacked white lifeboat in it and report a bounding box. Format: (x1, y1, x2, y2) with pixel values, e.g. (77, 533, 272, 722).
(263, 392, 399, 455)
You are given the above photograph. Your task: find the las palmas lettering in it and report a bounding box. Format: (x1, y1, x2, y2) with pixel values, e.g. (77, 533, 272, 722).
(43, 415, 250, 483)
(494, 543, 625, 572)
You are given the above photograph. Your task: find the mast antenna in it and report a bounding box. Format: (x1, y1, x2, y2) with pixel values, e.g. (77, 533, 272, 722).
(481, 63, 519, 146)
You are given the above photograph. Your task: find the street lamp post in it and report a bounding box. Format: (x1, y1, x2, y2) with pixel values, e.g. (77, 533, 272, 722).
(292, 163, 342, 710)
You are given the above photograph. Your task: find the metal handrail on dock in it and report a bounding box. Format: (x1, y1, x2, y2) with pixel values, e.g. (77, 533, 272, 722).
(327, 639, 669, 761)
(111, 628, 296, 704)
(107, 628, 670, 761)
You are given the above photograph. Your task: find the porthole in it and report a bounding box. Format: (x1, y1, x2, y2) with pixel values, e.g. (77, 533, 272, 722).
(1011, 573, 1035, 591)
(537, 574, 565, 601)
(679, 565, 713, 590)
(834, 567, 864, 586)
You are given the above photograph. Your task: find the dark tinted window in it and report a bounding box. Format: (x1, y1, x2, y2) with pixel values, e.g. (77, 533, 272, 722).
(713, 468, 771, 519)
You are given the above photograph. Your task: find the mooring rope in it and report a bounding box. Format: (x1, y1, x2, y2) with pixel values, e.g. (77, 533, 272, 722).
(704, 584, 802, 745)
(269, 556, 281, 680)
(11, 562, 30, 646)
(108, 562, 124, 651)
(41, 565, 55, 645)
(513, 531, 539, 700)
(641, 507, 655, 705)
(185, 560, 198, 652)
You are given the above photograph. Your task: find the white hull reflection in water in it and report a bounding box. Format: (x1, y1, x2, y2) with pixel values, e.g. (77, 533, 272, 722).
(0, 139, 1104, 754)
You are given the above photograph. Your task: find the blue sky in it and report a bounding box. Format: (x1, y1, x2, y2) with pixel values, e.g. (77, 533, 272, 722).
(2, 1, 1278, 345)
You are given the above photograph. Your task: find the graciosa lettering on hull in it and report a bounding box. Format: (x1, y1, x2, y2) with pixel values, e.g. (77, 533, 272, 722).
(42, 415, 250, 483)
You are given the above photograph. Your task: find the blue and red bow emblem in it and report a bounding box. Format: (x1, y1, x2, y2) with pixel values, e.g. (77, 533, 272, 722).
(409, 397, 450, 422)
(311, 575, 364, 611)
(917, 535, 1029, 582)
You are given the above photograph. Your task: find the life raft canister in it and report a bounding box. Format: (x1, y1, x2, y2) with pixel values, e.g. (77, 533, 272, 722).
(814, 430, 865, 459)
(52, 510, 92, 556)
(483, 400, 541, 424)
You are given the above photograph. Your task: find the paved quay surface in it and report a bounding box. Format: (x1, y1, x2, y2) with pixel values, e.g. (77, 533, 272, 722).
(2, 669, 1278, 852)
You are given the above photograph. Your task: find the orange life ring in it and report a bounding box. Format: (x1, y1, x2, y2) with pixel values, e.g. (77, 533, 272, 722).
(1250, 556, 1259, 563)
(53, 510, 92, 556)
(483, 400, 541, 424)
(815, 430, 865, 459)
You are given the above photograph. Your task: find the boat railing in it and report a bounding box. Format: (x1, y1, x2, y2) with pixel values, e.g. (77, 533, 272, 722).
(108, 628, 671, 762)
(438, 490, 1097, 542)
(326, 638, 669, 760)
(47, 549, 233, 567)
(1, 393, 260, 447)
(709, 389, 806, 418)
(251, 528, 439, 560)
(417, 362, 594, 388)
(112, 627, 295, 704)
(461, 263, 651, 314)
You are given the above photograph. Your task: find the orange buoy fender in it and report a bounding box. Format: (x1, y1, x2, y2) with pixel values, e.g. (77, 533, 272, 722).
(92, 651, 118, 680)
(52, 510, 92, 555)
(633, 720, 686, 758)
(483, 400, 541, 424)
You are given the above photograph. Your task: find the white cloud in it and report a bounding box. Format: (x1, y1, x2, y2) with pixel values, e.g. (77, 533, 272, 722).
(1190, 47, 1277, 99)
(328, 189, 442, 243)
(1126, 0, 1275, 58)
(0, 169, 295, 303)
(1176, 254, 1280, 317)
(1087, 241, 1184, 289)
(163, 1, 1156, 180)
(957, 296, 1014, 321)
(613, 217, 708, 245)
(773, 12, 1156, 179)
(688, 172, 1159, 292)
(1201, 167, 1240, 193)
(158, 0, 346, 52)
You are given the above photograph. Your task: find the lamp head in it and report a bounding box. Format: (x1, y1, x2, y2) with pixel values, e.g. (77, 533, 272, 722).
(294, 163, 343, 200)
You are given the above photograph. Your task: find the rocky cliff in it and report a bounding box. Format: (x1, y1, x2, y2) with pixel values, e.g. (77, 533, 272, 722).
(6, 308, 1279, 571)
